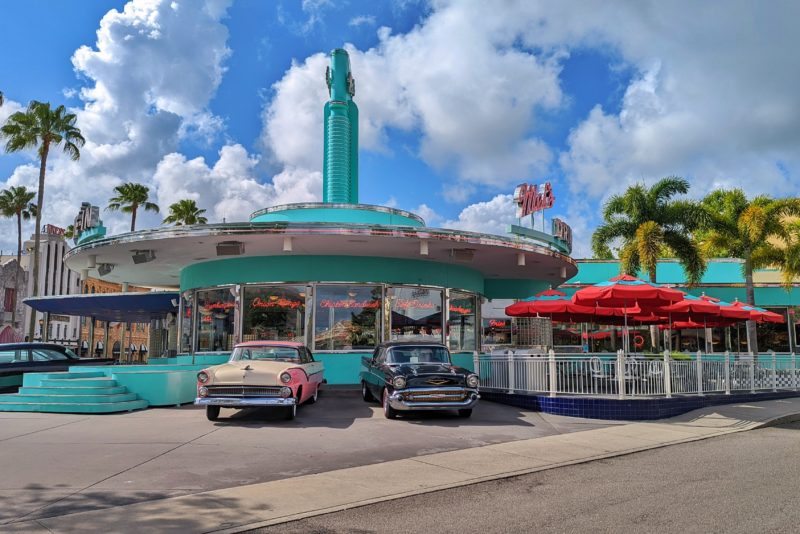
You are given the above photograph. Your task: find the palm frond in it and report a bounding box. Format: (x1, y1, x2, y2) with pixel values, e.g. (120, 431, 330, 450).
(635, 221, 663, 282)
(663, 230, 706, 287)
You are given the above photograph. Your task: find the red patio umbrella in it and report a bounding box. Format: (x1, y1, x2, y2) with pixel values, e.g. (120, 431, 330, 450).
(505, 289, 619, 322)
(730, 300, 785, 323)
(572, 274, 684, 353)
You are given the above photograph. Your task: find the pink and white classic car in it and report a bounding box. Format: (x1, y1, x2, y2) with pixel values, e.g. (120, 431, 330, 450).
(194, 341, 324, 421)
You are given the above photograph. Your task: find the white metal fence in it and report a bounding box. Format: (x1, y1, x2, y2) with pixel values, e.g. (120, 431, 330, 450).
(475, 350, 799, 399)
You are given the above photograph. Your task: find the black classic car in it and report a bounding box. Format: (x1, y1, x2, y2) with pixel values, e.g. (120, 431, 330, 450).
(0, 343, 114, 391)
(360, 341, 480, 419)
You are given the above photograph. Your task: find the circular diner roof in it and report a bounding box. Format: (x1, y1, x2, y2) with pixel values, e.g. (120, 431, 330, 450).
(65, 220, 577, 289)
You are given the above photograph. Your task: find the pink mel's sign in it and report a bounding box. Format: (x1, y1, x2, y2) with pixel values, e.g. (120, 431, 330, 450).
(514, 182, 554, 218)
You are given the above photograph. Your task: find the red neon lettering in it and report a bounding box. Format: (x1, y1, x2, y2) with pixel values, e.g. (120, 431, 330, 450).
(319, 299, 380, 309)
(251, 297, 303, 310)
(514, 182, 555, 218)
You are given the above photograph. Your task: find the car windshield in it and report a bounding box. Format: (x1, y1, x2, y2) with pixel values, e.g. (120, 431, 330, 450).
(386, 346, 451, 365)
(63, 348, 81, 359)
(231, 346, 300, 362)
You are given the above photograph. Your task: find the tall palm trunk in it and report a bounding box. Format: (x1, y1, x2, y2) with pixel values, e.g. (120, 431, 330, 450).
(130, 203, 138, 232)
(27, 142, 49, 340)
(744, 253, 758, 355)
(12, 210, 21, 328)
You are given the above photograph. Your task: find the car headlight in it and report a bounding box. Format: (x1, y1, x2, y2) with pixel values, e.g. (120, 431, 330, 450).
(466, 374, 479, 388)
(198, 386, 208, 397)
(197, 371, 209, 383)
(392, 376, 406, 389)
(280, 386, 292, 398)
(280, 372, 292, 384)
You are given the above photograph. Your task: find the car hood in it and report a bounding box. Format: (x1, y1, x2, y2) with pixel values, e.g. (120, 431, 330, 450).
(208, 361, 295, 385)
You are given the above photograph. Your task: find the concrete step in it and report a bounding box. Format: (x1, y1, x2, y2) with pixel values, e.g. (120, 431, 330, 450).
(18, 385, 129, 395)
(1, 393, 139, 404)
(25, 371, 108, 382)
(40, 378, 118, 388)
(0, 399, 149, 413)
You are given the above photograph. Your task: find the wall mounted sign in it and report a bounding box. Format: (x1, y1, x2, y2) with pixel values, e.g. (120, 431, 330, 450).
(514, 182, 554, 218)
(42, 224, 65, 236)
(74, 202, 100, 234)
(552, 218, 573, 253)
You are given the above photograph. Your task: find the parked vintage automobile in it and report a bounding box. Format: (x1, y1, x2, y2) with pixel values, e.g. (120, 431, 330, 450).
(360, 341, 480, 419)
(194, 341, 324, 421)
(0, 343, 114, 391)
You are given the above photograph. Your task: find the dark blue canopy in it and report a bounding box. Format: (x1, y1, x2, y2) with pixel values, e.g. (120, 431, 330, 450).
(24, 292, 179, 323)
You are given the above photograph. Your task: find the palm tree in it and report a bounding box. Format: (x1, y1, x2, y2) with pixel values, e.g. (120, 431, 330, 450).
(162, 199, 208, 225)
(1, 101, 84, 339)
(698, 190, 800, 354)
(64, 224, 75, 240)
(0, 186, 36, 328)
(592, 177, 706, 285)
(106, 183, 159, 232)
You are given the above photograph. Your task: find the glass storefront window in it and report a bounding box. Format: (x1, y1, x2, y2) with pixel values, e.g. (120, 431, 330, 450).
(195, 288, 236, 352)
(243, 285, 306, 342)
(448, 291, 476, 352)
(314, 285, 381, 350)
(180, 291, 193, 353)
(389, 286, 443, 342)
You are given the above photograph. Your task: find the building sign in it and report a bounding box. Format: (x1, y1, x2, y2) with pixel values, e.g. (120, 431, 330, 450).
(488, 319, 510, 328)
(74, 202, 100, 235)
(42, 224, 65, 236)
(552, 218, 573, 253)
(394, 299, 435, 310)
(514, 182, 554, 218)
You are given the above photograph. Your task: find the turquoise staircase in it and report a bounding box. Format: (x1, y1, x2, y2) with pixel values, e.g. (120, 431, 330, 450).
(0, 371, 149, 413)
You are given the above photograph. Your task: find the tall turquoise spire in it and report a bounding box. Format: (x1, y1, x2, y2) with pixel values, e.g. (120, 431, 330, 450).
(323, 48, 359, 204)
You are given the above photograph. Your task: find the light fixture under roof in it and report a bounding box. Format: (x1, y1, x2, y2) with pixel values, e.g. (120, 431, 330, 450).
(97, 263, 115, 276)
(216, 241, 245, 256)
(450, 248, 475, 262)
(131, 249, 156, 264)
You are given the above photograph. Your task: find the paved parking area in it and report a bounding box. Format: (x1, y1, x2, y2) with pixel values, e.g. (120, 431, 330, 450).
(0, 393, 618, 525)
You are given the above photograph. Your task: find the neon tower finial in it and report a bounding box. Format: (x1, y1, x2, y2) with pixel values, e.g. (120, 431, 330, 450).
(323, 48, 359, 203)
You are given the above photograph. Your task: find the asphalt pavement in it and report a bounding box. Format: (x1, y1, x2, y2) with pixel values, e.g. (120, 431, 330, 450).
(261, 420, 800, 534)
(0, 392, 613, 525)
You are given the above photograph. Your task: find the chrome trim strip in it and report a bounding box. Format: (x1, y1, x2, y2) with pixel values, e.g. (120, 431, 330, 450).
(195, 397, 296, 407)
(387, 389, 479, 411)
(249, 203, 426, 225)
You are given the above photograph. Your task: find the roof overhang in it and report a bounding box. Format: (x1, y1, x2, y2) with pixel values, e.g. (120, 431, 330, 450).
(63, 222, 578, 289)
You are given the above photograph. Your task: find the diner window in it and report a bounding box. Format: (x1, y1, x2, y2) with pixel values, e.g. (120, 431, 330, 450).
(448, 292, 477, 352)
(314, 285, 381, 351)
(242, 285, 306, 342)
(482, 318, 512, 347)
(389, 286, 443, 342)
(195, 288, 236, 352)
(180, 291, 193, 353)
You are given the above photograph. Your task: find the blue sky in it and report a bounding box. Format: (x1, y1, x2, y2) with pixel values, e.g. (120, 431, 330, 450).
(1, 1, 798, 257)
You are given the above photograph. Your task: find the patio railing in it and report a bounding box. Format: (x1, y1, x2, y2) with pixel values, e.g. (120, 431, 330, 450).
(474, 350, 799, 399)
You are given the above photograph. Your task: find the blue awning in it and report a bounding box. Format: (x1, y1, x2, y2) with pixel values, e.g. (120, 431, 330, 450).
(24, 292, 179, 323)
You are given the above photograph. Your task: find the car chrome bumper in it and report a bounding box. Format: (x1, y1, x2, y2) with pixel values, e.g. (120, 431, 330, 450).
(194, 396, 296, 408)
(388, 388, 480, 411)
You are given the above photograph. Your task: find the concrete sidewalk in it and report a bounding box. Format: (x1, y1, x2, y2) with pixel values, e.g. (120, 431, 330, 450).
(8, 397, 800, 534)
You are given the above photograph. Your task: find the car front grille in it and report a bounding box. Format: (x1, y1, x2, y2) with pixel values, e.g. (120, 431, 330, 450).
(402, 389, 467, 402)
(206, 386, 283, 397)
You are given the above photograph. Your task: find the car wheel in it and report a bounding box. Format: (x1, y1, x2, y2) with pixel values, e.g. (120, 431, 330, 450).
(457, 409, 472, 418)
(285, 402, 297, 420)
(361, 381, 374, 402)
(307, 385, 319, 404)
(206, 406, 220, 421)
(382, 388, 398, 419)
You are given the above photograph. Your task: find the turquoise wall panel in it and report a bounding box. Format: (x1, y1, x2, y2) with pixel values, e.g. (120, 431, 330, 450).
(181, 255, 485, 294)
(252, 206, 423, 227)
(484, 279, 550, 299)
(0, 375, 22, 388)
